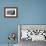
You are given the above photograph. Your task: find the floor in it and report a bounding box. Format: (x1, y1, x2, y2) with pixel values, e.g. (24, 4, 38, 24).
(0, 40, 46, 46)
(0, 44, 18, 46)
(19, 40, 46, 46)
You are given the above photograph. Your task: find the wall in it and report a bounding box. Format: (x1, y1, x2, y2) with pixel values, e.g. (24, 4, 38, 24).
(0, 0, 46, 45)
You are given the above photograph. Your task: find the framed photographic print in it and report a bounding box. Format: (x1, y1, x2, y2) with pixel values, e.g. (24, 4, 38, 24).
(4, 7, 18, 18)
(18, 24, 46, 42)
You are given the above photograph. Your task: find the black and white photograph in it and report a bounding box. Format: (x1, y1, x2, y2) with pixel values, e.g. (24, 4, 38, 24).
(18, 25, 46, 41)
(4, 7, 18, 18)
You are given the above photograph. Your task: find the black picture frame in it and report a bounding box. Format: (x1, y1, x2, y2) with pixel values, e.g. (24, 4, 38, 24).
(4, 7, 18, 18)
